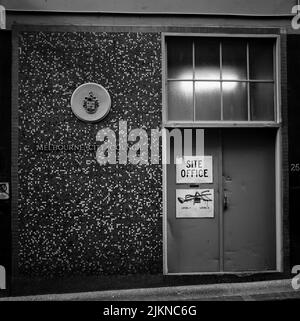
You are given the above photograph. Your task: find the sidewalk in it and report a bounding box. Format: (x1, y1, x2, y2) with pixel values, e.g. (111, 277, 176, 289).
(0, 279, 299, 301)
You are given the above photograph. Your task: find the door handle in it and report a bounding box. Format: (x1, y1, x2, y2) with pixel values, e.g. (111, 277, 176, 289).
(223, 193, 228, 210)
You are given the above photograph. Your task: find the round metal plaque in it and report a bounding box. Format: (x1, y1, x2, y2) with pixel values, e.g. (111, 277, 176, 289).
(71, 83, 111, 123)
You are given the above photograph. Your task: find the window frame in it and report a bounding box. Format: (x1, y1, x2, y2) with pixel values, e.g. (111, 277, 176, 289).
(162, 33, 281, 128)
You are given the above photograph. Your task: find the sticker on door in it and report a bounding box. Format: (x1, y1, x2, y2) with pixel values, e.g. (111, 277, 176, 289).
(176, 156, 213, 184)
(176, 189, 214, 218)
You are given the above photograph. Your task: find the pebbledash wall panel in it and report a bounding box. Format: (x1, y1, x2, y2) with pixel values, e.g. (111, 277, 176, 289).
(16, 31, 162, 277)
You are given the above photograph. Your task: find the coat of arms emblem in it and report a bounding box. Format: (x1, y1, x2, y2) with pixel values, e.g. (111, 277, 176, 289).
(71, 83, 111, 122)
(83, 91, 99, 114)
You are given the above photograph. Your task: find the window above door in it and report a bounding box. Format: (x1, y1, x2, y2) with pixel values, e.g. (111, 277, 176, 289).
(163, 34, 280, 126)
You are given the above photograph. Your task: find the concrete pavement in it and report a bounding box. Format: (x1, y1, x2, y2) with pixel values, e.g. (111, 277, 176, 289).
(0, 279, 299, 301)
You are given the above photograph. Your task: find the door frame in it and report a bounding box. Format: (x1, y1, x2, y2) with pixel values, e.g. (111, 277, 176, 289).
(162, 31, 283, 275)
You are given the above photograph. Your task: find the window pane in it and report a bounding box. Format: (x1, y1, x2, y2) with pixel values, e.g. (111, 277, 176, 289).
(195, 81, 221, 120)
(167, 37, 193, 79)
(168, 81, 193, 121)
(195, 38, 220, 80)
(249, 39, 274, 80)
(223, 82, 248, 120)
(250, 83, 274, 121)
(222, 39, 247, 80)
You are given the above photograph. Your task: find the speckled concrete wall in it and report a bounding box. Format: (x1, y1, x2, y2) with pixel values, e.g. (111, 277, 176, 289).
(17, 31, 162, 277)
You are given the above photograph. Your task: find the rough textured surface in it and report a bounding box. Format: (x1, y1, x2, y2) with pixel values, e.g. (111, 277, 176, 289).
(18, 31, 162, 276)
(0, 279, 296, 301)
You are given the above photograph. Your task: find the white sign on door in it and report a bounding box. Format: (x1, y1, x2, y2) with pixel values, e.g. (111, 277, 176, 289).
(176, 189, 214, 218)
(176, 156, 213, 184)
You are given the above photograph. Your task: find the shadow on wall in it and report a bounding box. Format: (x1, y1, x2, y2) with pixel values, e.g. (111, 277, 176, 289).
(0, 266, 5, 289)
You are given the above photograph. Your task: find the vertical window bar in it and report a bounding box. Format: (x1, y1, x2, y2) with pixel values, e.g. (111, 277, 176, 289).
(273, 41, 277, 122)
(192, 40, 196, 121)
(165, 39, 168, 122)
(220, 41, 223, 121)
(246, 41, 251, 121)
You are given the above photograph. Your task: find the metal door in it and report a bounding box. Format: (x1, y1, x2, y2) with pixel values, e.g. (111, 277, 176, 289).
(222, 129, 276, 271)
(166, 129, 221, 273)
(165, 128, 277, 273)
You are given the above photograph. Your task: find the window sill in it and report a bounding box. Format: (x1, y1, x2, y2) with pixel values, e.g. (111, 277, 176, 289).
(163, 121, 281, 128)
